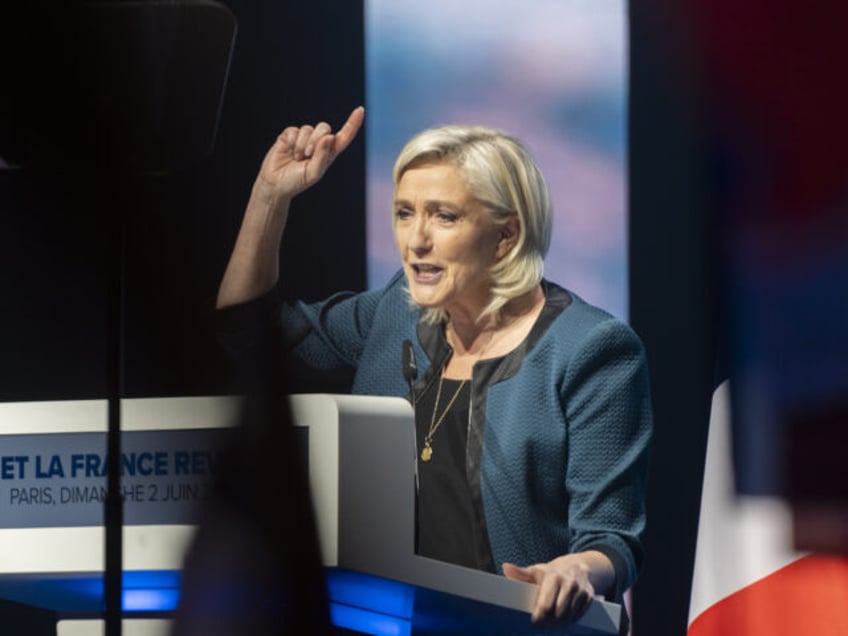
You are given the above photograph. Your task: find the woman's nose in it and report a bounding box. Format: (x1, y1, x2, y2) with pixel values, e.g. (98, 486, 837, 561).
(408, 216, 431, 252)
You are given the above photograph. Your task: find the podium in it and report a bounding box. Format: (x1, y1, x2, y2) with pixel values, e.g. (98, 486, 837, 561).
(0, 395, 624, 635)
(290, 394, 624, 635)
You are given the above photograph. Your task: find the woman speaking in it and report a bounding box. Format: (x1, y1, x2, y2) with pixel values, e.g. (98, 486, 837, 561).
(216, 107, 652, 627)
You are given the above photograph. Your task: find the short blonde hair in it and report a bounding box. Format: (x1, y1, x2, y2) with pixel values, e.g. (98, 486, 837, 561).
(393, 125, 552, 324)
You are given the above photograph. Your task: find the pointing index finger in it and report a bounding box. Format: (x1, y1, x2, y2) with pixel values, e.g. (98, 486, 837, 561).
(331, 106, 365, 157)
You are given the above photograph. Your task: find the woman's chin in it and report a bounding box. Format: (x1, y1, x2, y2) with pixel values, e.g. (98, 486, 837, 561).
(410, 296, 442, 310)
(407, 288, 444, 310)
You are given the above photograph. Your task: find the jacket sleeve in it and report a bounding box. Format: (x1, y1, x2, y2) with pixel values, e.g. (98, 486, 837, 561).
(561, 317, 653, 600)
(217, 271, 407, 388)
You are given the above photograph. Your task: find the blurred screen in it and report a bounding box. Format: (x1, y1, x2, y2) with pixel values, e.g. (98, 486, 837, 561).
(365, 0, 628, 319)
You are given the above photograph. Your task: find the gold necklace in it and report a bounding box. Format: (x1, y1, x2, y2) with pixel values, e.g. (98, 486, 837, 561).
(420, 374, 467, 462)
(420, 325, 494, 463)
(419, 299, 544, 462)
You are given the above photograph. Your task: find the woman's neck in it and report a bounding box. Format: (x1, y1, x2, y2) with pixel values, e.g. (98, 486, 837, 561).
(442, 285, 545, 378)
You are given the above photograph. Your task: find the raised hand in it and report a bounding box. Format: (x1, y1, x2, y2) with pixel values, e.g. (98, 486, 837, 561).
(255, 106, 365, 201)
(217, 106, 365, 308)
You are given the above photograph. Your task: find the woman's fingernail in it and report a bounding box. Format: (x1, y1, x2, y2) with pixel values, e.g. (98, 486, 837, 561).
(304, 144, 314, 158)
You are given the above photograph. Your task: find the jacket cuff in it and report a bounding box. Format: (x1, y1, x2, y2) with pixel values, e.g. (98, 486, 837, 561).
(585, 543, 627, 602)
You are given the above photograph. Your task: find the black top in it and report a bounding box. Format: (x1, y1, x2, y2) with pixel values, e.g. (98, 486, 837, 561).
(414, 376, 495, 572)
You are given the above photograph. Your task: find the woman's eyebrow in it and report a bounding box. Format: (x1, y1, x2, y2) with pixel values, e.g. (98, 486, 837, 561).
(392, 198, 462, 210)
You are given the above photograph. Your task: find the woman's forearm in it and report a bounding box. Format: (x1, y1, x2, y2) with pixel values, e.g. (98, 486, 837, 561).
(216, 181, 291, 309)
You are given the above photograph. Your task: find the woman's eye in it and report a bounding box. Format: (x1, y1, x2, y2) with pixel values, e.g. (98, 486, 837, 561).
(395, 208, 413, 220)
(436, 211, 458, 223)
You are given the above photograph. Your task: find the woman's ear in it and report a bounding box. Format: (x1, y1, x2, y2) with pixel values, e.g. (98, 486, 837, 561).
(495, 212, 520, 259)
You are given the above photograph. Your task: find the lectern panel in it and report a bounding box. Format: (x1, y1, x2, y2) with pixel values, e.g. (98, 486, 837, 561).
(0, 395, 623, 634)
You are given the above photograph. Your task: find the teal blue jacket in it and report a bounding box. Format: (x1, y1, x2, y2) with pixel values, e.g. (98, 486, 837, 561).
(225, 271, 652, 600)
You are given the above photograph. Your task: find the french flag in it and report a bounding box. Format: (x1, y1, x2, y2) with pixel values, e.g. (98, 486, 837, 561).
(687, 380, 848, 635)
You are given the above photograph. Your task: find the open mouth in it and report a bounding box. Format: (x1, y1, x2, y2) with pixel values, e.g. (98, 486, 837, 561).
(412, 263, 443, 282)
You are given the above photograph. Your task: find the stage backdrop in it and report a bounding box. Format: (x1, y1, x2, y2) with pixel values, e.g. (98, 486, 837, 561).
(364, 0, 629, 320)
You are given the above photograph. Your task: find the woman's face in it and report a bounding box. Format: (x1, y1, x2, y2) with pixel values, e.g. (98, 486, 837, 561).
(393, 162, 505, 321)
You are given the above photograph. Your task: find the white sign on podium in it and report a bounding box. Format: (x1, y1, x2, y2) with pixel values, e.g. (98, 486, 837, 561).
(0, 395, 624, 635)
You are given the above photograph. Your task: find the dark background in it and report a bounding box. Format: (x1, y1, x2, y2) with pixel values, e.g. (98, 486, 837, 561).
(0, 2, 716, 635)
(0, 0, 367, 401)
(628, 4, 715, 634)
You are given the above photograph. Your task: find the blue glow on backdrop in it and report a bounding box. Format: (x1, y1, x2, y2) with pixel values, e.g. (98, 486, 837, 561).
(365, 0, 628, 319)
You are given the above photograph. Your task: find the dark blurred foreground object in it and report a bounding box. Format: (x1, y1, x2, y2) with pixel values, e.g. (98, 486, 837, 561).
(628, 2, 848, 634)
(173, 301, 332, 635)
(172, 397, 333, 636)
(0, 599, 56, 636)
(688, 1, 848, 552)
(1, 0, 236, 174)
(1, 3, 238, 634)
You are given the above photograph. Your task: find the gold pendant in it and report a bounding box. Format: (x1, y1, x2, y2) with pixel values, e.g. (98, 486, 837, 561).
(421, 442, 433, 462)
